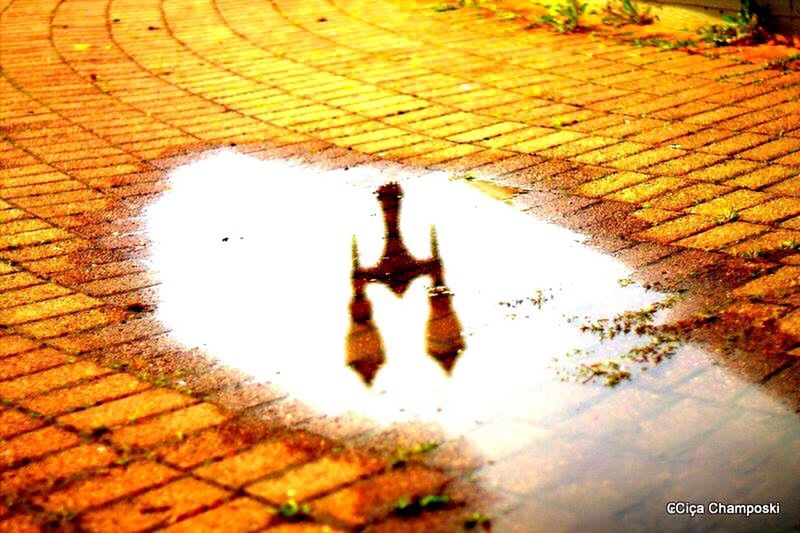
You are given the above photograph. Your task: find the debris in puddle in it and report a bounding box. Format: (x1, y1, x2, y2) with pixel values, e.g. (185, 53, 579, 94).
(580, 293, 683, 340)
(579, 361, 631, 386)
(555, 291, 684, 386)
(499, 289, 554, 318)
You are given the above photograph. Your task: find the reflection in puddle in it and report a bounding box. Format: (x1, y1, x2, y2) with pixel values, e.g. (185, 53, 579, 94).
(146, 151, 799, 530)
(146, 150, 663, 432)
(347, 182, 465, 384)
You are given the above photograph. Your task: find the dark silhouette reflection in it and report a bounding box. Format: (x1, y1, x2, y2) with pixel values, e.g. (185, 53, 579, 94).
(346, 183, 465, 385)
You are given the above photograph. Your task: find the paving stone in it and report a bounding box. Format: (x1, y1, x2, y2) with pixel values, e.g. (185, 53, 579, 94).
(1, 426, 80, 469)
(194, 434, 328, 488)
(35, 461, 181, 513)
(0, 360, 111, 400)
(0, 334, 39, 358)
(577, 171, 650, 197)
(725, 229, 800, 255)
(0, 443, 118, 494)
(732, 266, 800, 297)
(110, 402, 228, 448)
(310, 466, 448, 527)
(57, 388, 195, 431)
(636, 214, 718, 244)
(675, 221, 769, 251)
(0, 348, 69, 381)
(80, 477, 231, 531)
(691, 190, 771, 219)
(606, 177, 684, 203)
(164, 497, 275, 532)
(739, 198, 800, 223)
(0, 514, 41, 531)
(0, 409, 45, 438)
(20, 372, 151, 415)
(727, 165, 797, 189)
(246, 450, 384, 504)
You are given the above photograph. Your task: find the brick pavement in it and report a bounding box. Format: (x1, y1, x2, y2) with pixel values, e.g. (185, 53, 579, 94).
(3, 0, 800, 529)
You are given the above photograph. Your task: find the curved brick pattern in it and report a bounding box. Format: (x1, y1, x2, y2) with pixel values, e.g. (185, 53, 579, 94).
(4, 0, 800, 527)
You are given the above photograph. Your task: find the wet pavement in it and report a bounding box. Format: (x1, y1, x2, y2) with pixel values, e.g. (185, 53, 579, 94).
(142, 152, 800, 530)
(4, 0, 800, 529)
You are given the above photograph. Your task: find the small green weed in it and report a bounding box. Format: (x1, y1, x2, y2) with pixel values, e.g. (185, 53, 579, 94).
(627, 37, 697, 50)
(699, 0, 766, 46)
(780, 238, 800, 250)
(393, 494, 451, 516)
(394, 496, 413, 512)
(716, 208, 739, 222)
(763, 53, 800, 71)
(389, 442, 440, 468)
(464, 512, 493, 529)
(602, 0, 654, 26)
(739, 249, 762, 259)
(278, 499, 311, 519)
(539, 0, 587, 33)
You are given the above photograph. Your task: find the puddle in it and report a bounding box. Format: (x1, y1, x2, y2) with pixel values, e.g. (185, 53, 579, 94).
(145, 151, 799, 530)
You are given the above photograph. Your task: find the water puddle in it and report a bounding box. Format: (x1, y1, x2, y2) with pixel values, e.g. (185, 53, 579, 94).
(145, 151, 799, 530)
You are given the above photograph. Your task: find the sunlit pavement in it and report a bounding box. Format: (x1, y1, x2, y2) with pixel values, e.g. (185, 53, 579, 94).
(2, 0, 800, 530)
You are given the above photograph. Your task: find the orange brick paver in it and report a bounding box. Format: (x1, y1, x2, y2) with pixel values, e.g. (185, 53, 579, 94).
(4, 0, 800, 528)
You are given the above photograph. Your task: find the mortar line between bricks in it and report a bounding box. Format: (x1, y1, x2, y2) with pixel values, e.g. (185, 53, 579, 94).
(46, 325, 174, 357)
(45, 256, 151, 281)
(0, 344, 43, 361)
(79, 279, 161, 300)
(0, 287, 103, 312)
(0, 364, 133, 404)
(2, 233, 145, 267)
(758, 358, 798, 385)
(0, 299, 109, 327)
